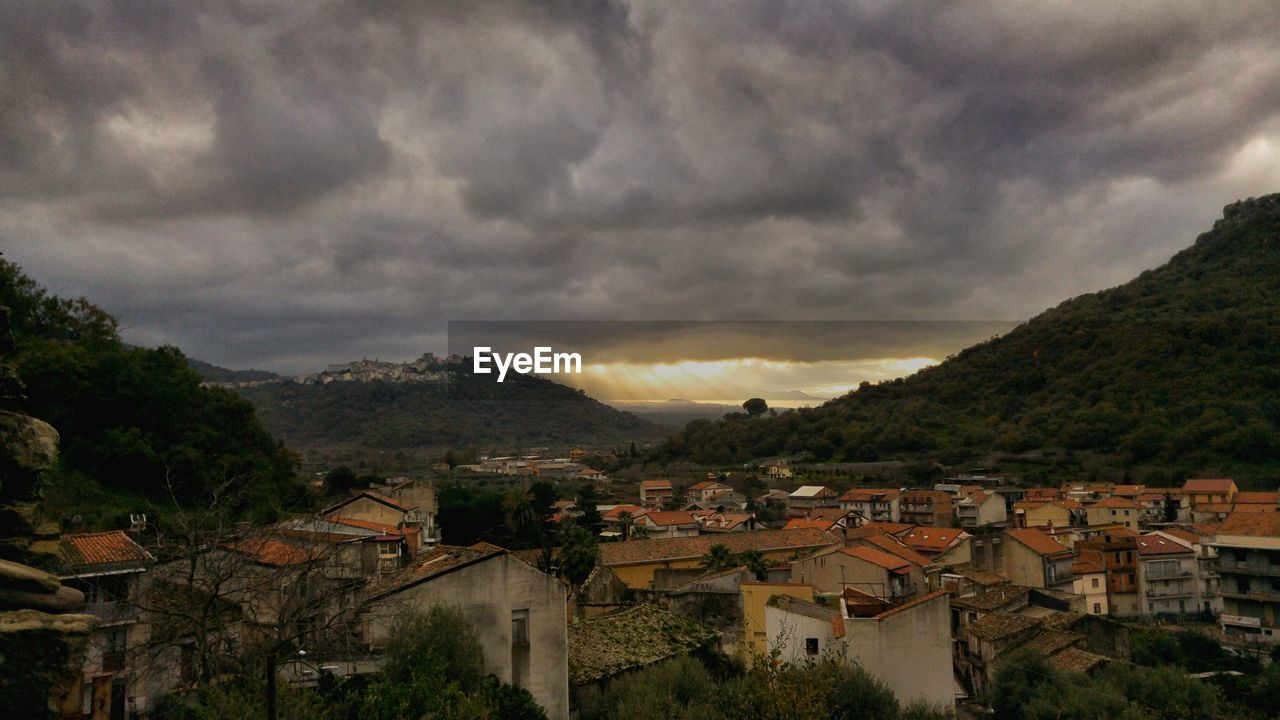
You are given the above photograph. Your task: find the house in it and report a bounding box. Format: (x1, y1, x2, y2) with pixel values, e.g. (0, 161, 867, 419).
(59, 531, 156, 719)
(1183, 478, 1238, 509)
(1213, 512, 1280, 644)
(1073, 559, 1109, 615)
(368, 478, 439, 541)
(1161, 526, 1222, 614)
(901, 526, 971, 566)
(838, 488, 902, 523)
(361, 544, 570, 719)
(899, 490, 953, 527)
(767, 463, 794, 479)
(322, 491, 426, 551)
(1003, 528, 1074, 591)
(639, 479, 674, 509)
(600, 505, 648, 540)
(1136, 491, 1189, 525)
(783, 517, 842, 533)
(687, 480, 733, 505)
(955, 611, 1124, 697)
(786, 486, 839, 517)
(1084, 497, 1141, 532)
(1235, 492, 1280, 513)
(740, 581, 815, 657)
(956, 490, 1008, 528)
(1076, 529, 1141, 618)
(1024, 488, 1062, 502)
(697, 512, 756, 533)
(636, 511, 701, 539)
(1136, 532, 1202, 617)
(765, 590, 953, 711)
(789, 545, 924, 599)
(857, 532, 943, 592)
(597, 528, 841, 590)
(755, 488, 792, 508)
(1014, 499, 1079, 529)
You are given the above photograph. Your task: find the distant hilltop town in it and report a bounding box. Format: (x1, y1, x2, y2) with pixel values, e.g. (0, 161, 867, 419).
(204, 353, 469, 388)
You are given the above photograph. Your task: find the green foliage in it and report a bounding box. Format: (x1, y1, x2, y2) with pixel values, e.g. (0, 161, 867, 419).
(580, 655, 720, 720)
(576, 483, 604, 534)
(1, 259, 303, 519)
(655, 198, 1280, 486)
(742, 398, 769, 418)
(557, 522, 599, 585)
(153, 675, 331, 720)
(323, 466, 359, 496)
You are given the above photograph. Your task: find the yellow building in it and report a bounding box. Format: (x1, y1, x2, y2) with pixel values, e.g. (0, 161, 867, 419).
(1014, 500, 1078, 529)
(741, 581, 815, 658)
(598, 528, 839, 590)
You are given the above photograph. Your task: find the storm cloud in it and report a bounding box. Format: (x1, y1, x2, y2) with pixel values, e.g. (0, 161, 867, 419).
(5, 0, 1280, 372)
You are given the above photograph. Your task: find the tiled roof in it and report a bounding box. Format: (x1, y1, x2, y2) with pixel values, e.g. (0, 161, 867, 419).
(1024, 488, 1061, 500)
(1046, 646, 1110, 674)
(808, 507, 855, 521)
(1072, 560, 1104, 574)
(842, 545, 914, 573)
(859, 521, 916, 536)
(1015, 629, 1082, 657)
(1110, 485, 1146, 496)
(568, 604, 718, 685)
(367, 544, 506, 599)
(945, 563, 1006, 586)
(968, 612, 1040, 641)
(952, 584, 1030, 612)
(1136, 534, 1192, 556)
(866, 588, 949, 620)
(598, 528, 840, 566)
(321, 491, 412, 515)
(1006, 528, 1071, 557)
(603, 505, 648, 520)
(790, 485, 835, 498)
(640, 479, 673, 489)
(322, 515, 401, 534)
(1195, 503, 1234, 513)
(1235, 492, 1280, 505)
(1183, 478, 1236, 493)
(861, 533, 936, 567)
(225, 537, 320, 567)
(60, 531, 153, 569)
(643, 511, 699, 527)
(902, 527, 967, 554)
(783, 518, 838, 531)
(1160, 527, 1205, 544)
(839, 488, 900, 502)
(1216, 512, 1280, 538)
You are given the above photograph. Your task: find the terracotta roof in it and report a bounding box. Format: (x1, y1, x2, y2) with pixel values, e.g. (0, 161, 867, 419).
(867, 588, 949, 620)
(1024, 488, 1061, 500)
(322, 514, 402, 534)
(862, 521, 916, 536)
(603, 505, 648, 520)
(1216, 512, 1280, 538)
(1046, 646, 1110, 674)
(643, 511, 699, 527)
(598, 528, 839, 566)
(640, 479, 673, 489)
(1015, 629, 1083, 657)
(807, 507, 855, 521)
(1136, 534, 1192, 556)
(60, 531, 153, 569)
(944, 563, 1007, 586)
(784, 518, 839, 531)
(901, 527, 967, 554)
(842, 545, 915, 573)
(1160, 527, 1204, 544)
(1235, 492, 1280, 505)
(1183, 479, 1236, 493)
(861, 533, 936, 567)
(1234, 504, 1278, 514)
(952, 584, 1030, 612)
(1109, 485, 1146, 496)
(1090, 497, 1139, 510)
(689, 481, 726, 491)
(839, 488, 900, 502)
(226, 537, 321, 567)
(1195, 503, 1234, 513)
(1006, 528, 1071, 557)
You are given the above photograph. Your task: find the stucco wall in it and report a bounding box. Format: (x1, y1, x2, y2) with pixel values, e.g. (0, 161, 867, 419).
(841, 593, 954, 711)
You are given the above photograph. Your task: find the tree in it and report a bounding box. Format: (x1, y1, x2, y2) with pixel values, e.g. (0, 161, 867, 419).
(324, 466, 359, 496)
(743, 398, 769, 418)
(736, 550, 768, 580)
(616, 510, 635, 541)
(576, 484, 604, 534)
(556, 523, 599, 585)
(701, 544, 737, 572)
(502, 487, 539, 537)
(1161, 492, 1179, 523)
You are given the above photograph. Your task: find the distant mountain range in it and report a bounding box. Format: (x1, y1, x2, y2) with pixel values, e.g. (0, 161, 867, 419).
(658, 194, 1280, 486)
(609, 399, 753, 429)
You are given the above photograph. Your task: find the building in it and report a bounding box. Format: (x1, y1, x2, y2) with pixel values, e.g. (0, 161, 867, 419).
(1073, 559, 1109, 615)
(597, 528, 841, 589)
(838, 488, 901, 523)
(639, 479, 674, 509)
(1183, 478, 1238, 510)
(1084, 497, 1141, 532)
(1234, 492, 1280, 514)
(740, 581, 815, 657)
(1076, 529, 1141, 618)
(635, 511, 701, 538)
(1213, 512, 1280, 644)
(321, 491, 428, 551)
(59, 531, 156, 719)
(1135, 532, 1202, 617)
(899, 490, 953, 527)
(362, 544, 570, 719)
(1014, 499, 1079, 529)
(1003, 528, 1074, 591)
(1162, 526, 1222, 614)
(901, 526, 972, 566)
(687, 480, 733, 505)
(956, 490, 1008, 528)
(767, 463, 794, 479)
(764, 590, 954, 712)
(786, 486, 839, 517)
(788, 545, 924, 599)
(1136, 491, 1189, 525)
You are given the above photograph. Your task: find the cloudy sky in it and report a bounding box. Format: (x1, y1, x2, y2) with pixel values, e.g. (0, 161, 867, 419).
(6, 1, 1280, 383)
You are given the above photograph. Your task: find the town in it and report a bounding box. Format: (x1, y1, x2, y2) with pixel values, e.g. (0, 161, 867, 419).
(22, 453, 1280, 719)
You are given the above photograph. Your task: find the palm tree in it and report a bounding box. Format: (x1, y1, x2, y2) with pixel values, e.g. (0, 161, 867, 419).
(701, 543, 736, 572)
(737, 549, 768, 580)
(502, 487, 538, 537)
(617, 510, 635, 541)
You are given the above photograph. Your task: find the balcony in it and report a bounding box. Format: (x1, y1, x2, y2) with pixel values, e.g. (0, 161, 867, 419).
(1222, 614, 1267, 629)
(1146, 587, 1196, 599)
(1221, 589, 1280, 603)
(84, 601, 139, 626)
(1145, 570, 1194, 581)
(1219, 560, 1280, 577)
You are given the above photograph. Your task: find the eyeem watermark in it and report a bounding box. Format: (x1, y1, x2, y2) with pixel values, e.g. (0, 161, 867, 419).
(473, 346, 582, 382)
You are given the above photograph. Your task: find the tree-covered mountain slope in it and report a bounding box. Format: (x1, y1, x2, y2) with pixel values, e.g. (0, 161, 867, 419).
(658, 195, 1280, 485)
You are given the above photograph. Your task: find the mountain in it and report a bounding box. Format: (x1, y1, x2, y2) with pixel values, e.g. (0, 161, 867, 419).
(236, 367, 669, 464)
(658, 195, 1280, 486)
(186, 357, 280, 383)
(609, 399, 748, 429)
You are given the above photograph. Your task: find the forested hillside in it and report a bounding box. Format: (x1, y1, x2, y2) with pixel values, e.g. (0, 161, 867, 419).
(658, 195, 1280, 484)
(0, 260, 304, 522)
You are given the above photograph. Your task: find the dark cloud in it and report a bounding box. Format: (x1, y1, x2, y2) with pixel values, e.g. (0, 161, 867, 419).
(4, 1, 1280, 373)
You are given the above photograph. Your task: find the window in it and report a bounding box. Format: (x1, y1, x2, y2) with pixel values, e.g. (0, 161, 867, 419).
(1093, 603, 1101, 614)
(511, 609, 529, 646)
(104, 629, 127, 671)
(1091, 578, 1099, 588)
(805, 638, 819, 656)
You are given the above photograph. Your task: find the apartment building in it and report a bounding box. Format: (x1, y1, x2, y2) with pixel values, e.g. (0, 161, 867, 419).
(1214, 512, 1280, 644)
